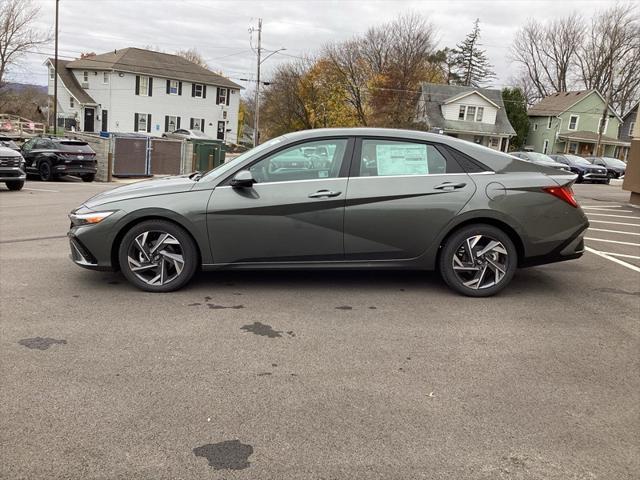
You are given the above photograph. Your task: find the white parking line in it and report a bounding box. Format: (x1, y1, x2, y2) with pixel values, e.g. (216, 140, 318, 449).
(600, 252, 640, 260)
(588, 228, 640, 236)
(587, 213, 640, 219)
(585, 247, 640, 273)
(585, 237, 640, 247)
(581, 204, 624, 208)
(583, 207, 632, 212)
(23, 187, 60, 193)
(589, 220, 640, 227)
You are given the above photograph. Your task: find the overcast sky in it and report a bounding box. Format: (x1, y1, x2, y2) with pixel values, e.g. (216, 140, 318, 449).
(12, 0, 615, 94)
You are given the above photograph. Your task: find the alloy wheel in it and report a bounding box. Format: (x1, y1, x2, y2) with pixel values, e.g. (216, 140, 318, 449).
(451, 235, 509, 290)
(126, 230, 185, 286)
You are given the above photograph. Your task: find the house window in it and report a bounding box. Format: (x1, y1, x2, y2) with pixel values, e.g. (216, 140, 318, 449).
(597, 117, 609, 133)
(465, 106, 476, 122)
(83, 71, 89, 82)
(167, 115, 177, 132)
(223, 110, 228, 120)
(139, 76, 149, 96)
(191, 118, 202, 131)
(630, 122, 636, 136)
(547, 116, 552, 129)
(490, 137, 500, 148)
(458, 105, 465, 120)
(217, 88, 228, 105)
(194, 84, 204, 98)
(542, 139, 549, 154)
(70, 97, 75, 108)
(473, 135, 483, 144)
(568, 142, 578, 154)
(476, 107, 484, 122)
(137, 113, 148, 132)
(103, 72, 109, 84)
(49, 68, 54, 80)
(533, 123, 538, 131)
(568, 115, 579, 130)
(169, 80, 179, 95)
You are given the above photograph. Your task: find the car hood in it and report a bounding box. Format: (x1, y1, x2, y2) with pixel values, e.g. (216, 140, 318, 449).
(84, 175, 196, 208)
(0, 145, 22, 157)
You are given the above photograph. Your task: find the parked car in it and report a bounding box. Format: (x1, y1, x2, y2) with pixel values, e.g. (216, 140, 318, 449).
(584, 156, 626, 180)
(510, 151, 571, 172)
(162, 129, 214, 140)
(548, 154, 608, 183)
(68, 128, 588, 297)
(21, 137, 97, 182)
(0, 145, 26, 190)
(0, 135, 21, 152)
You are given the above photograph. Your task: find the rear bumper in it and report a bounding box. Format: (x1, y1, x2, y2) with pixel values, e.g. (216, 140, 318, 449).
(520, 225, 587, 267)
(54, 165, 97, 175)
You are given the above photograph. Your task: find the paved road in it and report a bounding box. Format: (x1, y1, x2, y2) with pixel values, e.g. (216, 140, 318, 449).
(1, 179, 638, 479)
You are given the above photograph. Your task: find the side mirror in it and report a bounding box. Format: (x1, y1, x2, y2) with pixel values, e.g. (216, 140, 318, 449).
(230, 170, 256, 188)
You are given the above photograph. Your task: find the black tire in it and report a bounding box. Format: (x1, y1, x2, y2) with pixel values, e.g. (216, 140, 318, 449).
(439, 224, 517, 297)
(39, 160, 53, 181)
(604, 178, 610, 185)
(5, 180, 24, 191)
(118, 219, 198, 292)
(81, 173, 95, 182)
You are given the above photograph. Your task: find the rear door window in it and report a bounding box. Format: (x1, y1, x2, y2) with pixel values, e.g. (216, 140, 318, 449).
(358, 139, 460, 177)
(58, 141, 94, 153)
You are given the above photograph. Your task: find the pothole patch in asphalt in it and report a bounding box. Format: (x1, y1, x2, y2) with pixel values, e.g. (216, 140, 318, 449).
(193, 440, 253, 470)
(18, 337, 67, 350)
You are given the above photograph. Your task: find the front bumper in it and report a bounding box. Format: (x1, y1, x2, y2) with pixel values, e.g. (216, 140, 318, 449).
(0, 167, 26, 182)
(582, 171, 608, 181)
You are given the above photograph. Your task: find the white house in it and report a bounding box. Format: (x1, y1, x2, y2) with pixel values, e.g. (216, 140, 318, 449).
(46, 48, 242, 143)
(415, 83, 515, 152)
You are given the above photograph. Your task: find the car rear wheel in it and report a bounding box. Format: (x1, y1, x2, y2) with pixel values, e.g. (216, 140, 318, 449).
(439, 224, 517, 297)
(39, 160, 53, 181)
(81, 173, 95, 182)
(118, 220, 198, 292)
(5, 180, 24, 191)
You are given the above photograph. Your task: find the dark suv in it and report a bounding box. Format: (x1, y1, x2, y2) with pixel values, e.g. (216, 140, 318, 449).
(548, 154, 608, 183)
(21, 137, 97, 182)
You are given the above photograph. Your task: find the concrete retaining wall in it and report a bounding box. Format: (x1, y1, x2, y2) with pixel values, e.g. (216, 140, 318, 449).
(68, 132, 111, 182)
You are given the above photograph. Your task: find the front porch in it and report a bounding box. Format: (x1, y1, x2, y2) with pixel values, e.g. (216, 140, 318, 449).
(445, 132, 510, 152)
(557, 131, 630, 159)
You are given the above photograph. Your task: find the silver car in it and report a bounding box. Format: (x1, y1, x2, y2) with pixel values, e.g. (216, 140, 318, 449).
(162, 129, 214, 140)
(68, 128, 588, 297)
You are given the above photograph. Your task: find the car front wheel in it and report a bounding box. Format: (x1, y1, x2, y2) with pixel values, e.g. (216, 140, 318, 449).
(439, 224, 517, 297)
(118, 220, 198, 292)
(5, 180, 24, 191)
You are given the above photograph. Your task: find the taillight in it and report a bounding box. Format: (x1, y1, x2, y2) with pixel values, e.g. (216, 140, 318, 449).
(543, 185, 578, 208)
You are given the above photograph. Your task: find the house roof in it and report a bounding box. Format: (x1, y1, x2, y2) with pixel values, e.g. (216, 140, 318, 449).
(528, 90, 621, 120)
(47, 58, 96, 104)
(442, 90, 499, 108)
(558, 130, 630, 146)
(621, 102, 638, 121)
(420, 83, 516, 137)
(64, 48, 242, 89)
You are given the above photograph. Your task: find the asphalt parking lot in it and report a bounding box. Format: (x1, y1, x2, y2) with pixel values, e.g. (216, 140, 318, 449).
(1, 178, 638, 479)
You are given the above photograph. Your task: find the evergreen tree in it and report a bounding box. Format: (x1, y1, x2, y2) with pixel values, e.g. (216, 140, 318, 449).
(451, 19, 496, 87)
(502, 87, 529, 150)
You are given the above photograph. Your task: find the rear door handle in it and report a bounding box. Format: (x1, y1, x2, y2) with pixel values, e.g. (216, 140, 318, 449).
(434, 182, 467, 190)
(308, 189, 342, 198)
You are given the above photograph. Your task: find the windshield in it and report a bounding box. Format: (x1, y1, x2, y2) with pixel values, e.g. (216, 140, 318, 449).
(201, 135, 288, 180)
(602, 157, 626, 168)
(565, 155, 591, 166)
(527, 152, 556, 163)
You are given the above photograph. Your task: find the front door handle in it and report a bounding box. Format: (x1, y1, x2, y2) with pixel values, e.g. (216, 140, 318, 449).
(434, 182, 467, 190)
(308, 189, 342, 198)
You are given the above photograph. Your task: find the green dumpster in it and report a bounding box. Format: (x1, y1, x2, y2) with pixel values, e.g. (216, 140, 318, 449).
(191, 140, 226, 172)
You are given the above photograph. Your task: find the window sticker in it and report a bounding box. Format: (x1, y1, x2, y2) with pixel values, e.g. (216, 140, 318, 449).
(375, 143, 428, 176)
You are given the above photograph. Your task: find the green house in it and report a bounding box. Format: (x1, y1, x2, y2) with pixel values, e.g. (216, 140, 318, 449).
(526, 90, 629, 158)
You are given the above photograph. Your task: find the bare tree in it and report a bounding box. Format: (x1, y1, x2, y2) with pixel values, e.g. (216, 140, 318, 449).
(511, 14, 584, 101)
(175, 48, 209, 69)
(575, 3, 640, 115)
(0, 0, 51, 85)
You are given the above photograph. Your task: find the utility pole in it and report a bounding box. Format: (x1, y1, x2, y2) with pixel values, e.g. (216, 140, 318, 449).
(52, 0, 59, 134)
(595, 63, 615, 157)
(252, 18, 262, 147)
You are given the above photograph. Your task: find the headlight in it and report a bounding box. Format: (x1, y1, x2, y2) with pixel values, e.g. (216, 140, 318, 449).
(69, 210, 115, 226)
